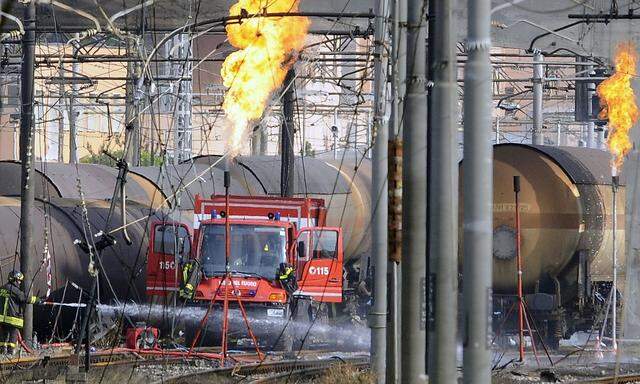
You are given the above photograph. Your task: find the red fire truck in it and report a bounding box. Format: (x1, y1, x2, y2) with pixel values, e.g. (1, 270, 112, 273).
(146, 194, 344, 346)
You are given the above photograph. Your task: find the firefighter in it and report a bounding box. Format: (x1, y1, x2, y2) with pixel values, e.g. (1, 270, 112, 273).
(179, 260, 200, 300)
(277, 262, 297, 294)
(0, 271, 39, 355)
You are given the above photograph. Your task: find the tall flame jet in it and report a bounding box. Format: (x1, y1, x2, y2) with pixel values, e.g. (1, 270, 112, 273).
(597, 42, 639, 172)
(221, 0, 310, 155)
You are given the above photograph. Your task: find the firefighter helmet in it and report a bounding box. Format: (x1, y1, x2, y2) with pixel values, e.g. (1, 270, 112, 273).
(8, 271, 24, 284)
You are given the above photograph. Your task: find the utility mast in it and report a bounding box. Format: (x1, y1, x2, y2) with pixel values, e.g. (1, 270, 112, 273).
(18, 0, 36, 345)
(170, 34, 193, 164)
(280, 68, 295, 197)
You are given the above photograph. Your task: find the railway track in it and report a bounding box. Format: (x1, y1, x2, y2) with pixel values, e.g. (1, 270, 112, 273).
(0, 347, 367, 384)
(157, 355, 370, 384)
(584, 373, 640, 384)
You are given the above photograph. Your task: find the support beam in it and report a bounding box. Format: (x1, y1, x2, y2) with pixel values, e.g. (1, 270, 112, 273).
(370, 0, 390, 381)
(462, 0, 493, 382)
(532, 51, 544, 145)
(401, 0, 428, 382)
(280, 69, 295, 197)
(19, 0, 36, 345)
(429, 0, 458, 382)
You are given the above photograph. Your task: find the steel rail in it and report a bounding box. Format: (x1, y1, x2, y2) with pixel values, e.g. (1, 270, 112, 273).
(156, 355, 370, 384)
(249, 360, 370, 383)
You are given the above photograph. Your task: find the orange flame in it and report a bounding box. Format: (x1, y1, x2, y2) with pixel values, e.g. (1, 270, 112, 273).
(221, 0, 309, 155)
(596, 42, 639, 171)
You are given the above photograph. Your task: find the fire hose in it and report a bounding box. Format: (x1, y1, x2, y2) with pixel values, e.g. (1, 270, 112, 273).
(40, 302, 88, 308)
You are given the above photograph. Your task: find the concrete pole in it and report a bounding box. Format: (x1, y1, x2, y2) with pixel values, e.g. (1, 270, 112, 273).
(280, 69, 295, 197)
(401, 0, 428, 382)
(532, 51, 544, 145)
(429, 0, 458, 382)
(462, 0, 493, 382)
(371, 0, 390, 381)
(19, 0, 36, 344)
(388, 0, 407, 381)
(58, 64, 65, 162)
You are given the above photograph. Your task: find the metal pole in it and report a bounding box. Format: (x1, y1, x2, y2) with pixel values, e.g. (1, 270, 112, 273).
(585, 60, 595, 148)
(462, 0, 493, 381)
(496, 117, 500, 144)
(514, 176, 525, 362)
(19, 0, 36, 345)
(532, 51, 544, 145)
(74, 273, 97, 367)
(612, 174, 618, 351)
(281, 69, 295, 197)
(332, 109, 339, 160)
(124, 38, 140, 166)
(388, 0, 407, 381)
(222, 170, 231, 362)
(58, 64, 65, 162)
(301, 97, 306, 155)
(259, 126, 268, 155)
(371, 0, 390, 380)
(430, 0, 458, 381)
(598, 129, 606, 150)
(68, 34, 79, 164)
(557, 123, 562, 146)
(401, 0, 428, 382)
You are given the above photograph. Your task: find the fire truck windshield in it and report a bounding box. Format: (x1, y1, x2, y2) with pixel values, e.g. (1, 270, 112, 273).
(200, 224, 287, 280)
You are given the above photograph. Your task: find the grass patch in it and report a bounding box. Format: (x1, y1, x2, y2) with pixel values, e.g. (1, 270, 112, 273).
(316, 363, 375, 384)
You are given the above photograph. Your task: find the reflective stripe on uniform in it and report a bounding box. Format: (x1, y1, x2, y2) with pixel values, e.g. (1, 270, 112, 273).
(0, 342, 16, 347)
(0, 316, 23, 328)
(279, 267, 294, 280)
(28, 296, 37, 305)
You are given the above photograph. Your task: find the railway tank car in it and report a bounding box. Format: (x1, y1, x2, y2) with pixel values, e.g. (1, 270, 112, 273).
(0, 157, 372, 338)
(460, 143, 625, 347)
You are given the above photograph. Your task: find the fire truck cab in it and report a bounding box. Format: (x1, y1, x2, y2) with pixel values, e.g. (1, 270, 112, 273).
(146, 195, 344, 325)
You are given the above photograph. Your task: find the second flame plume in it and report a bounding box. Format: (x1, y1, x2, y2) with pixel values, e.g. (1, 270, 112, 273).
(597, 42, 639, 172)
(221, 0, 309, 156)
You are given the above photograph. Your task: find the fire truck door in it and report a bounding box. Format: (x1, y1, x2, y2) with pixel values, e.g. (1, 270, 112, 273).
(295, 228, 343, 303)
(146, 222, 191, 296)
